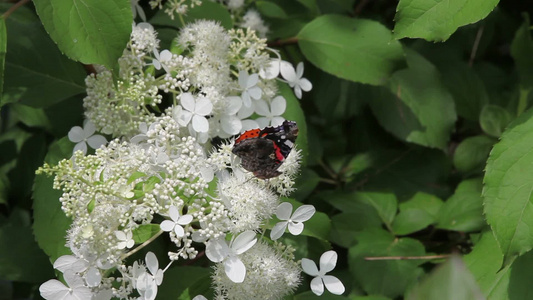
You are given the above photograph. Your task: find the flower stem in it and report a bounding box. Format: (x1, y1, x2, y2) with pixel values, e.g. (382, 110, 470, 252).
(121, 230, 164, 260)
(1, 0, 29, 18)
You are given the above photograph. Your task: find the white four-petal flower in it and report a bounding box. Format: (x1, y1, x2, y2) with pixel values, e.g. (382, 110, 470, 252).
(280, 61, 312, 99)
(68, 120, 107, 155)
(205, 230, 257, 283)
(301, 250, 345, 296)
(152, 49, 173, 73)
(39, 270, 92, 300)
(160, 206, 193, 237)
(270, 202, 315, 240)
(175, 93, 213, 133)
(115, 230, 135, 249)
(255, 96, 287, 128)
(136, 252, 164, 300)
(238, 71, 262, 107)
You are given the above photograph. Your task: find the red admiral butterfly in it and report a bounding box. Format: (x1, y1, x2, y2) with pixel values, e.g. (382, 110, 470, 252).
(232, 120, 298, 179)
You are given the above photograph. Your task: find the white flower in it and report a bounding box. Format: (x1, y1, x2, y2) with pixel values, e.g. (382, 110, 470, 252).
(192, 296, 208, 300)
(152, 49, 173, 73)
(270, 203, 315, 240)
(160, 205, 193, 237)
(39, 270, 92, 300)
(174, 93, 213, 133)
(219, 96, 243, 135)
(240, 10, 269, 38)
(301, 251, 345, 296)
(136, 252, 164, 300)
(255, 96, 286, 128)
(259, 59, 281, 80)
(205, 231, 257, 283)
(239, 71, 262, 107)
(52, 255, 102, 287)
(68, 120, 107, 155)
(280, 61, 312, 99)
(115, 230, 135, 249)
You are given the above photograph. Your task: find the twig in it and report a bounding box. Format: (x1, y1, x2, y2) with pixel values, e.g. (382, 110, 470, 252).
(121, 230, 164, 260)
(365, 254, 451, 261)
(1, 0, 30, 19)
(468, 25, 484, 67)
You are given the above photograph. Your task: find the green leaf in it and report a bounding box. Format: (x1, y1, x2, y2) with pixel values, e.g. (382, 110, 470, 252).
(329, 212, 382, 248)
(8, 134, 47, 201)
(437, 178, 485, 232)
(2, 4, 86, 108)
(256, 1, 288, 19)
(511, 14, 533, 89)
(280, 83, 309, 165)
(393, 0, 499, 41)
(0, 17, 6, 104)
(132, 224, 161, 243)
(158, 266, 211, 300)
(440, 62, 489, 121)
(0, 209, 54, 282)
(10, 103, 51, 129)
(371, 48, 456, 149)
(406, 255, 484, 300)
(150, 0, 233, 29)
(483, 108, 533, 265)
(297, 15, 405, 85)
(356, 192, 398, 230)
(479, 105, 513, 138)
(464, 232, 510, 299)
(453, 135, 495, 173)
(392, 192, 443, 235)
(349, 228, 426, 298)
(292, 168, 320, 201)
(507, 249, 533, 299)
(33, 138, 73, 262)
(33, 0, 132, 69)
(294, 290, 350, 299)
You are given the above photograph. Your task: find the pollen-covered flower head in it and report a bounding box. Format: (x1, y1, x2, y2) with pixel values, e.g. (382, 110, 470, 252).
(218, 176, 278, 232)
(212, 241, 301, 300)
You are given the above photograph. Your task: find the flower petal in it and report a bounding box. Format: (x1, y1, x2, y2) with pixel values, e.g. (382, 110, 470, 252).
(115, 231, 126, 241)
(206, 238, 230, 262)
(160, 220, 175, 232)
(319, 250, 338, 274)
(181, 93, 196, 112)
(296, 62, 305, 77)
(177, 214, 193, 225)
(254, 99, 270, 116)
(294, 86, 302, 99)
(225, 96, 242, 115)
(168, 206, 179, 222)
(73, 142, 88, 155)
(299, 78, 313, 92)
(287, 222, 304, 235)
(174, 225, 185, 237)
(160, 50, 172, 62)
(53, 255, 83, 273)
(232, 231, 257, 254)
(192, 115, 209, 133)
(255, 117, 270, 128)
(64, 270, 86, 288)
(310, 277, 324, 296)
(177, 110, 193, 127)
(275, 202, 293, 220)
(301, 258, 320, 276)
(224, 256, 246, 283)
(241, 91, 252, 108)
(146, 252, 160, 275)
(83, 120, 96, 138)
(271, 116, 285, 127)
(68, 126, 85, 143)
(280, 61, 297, 82)
(270, 96, 286, 116)
(240, 119, 260, 131)
(246, 73, 259, 88)
(39, 279, 69, 300)
(259, 59, 280, 79)
(221, 115, 242, 135)
(323, 275, 345, 295)
(238, 102, 255, 118)
(247, 86, 262, 100)
(291, 205, 316, 222)
(87, 135, 107, 149)
(195, 97, 213, 116)
(270, 221, 288, 240)
(85, 267, 102, 287)
(238, 70, 249, 88)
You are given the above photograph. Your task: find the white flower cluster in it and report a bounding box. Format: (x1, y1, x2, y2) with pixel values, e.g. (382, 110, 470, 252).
(84, 21, 310, 140)
(39, 19, 341, 300)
